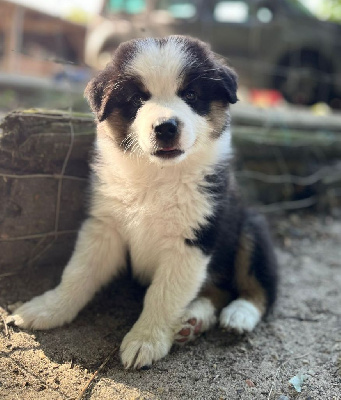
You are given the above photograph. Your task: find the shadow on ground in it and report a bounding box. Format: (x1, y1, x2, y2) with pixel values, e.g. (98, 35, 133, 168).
(0, 214, 340, 400)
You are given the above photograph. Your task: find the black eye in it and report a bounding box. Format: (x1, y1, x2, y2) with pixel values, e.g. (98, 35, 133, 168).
(130, 93, 144, 107)
(184, 90, 198, 102)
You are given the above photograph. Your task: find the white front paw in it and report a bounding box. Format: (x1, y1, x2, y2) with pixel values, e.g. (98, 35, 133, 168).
(7, 289, 74, 330)
(120, 324, 173, 369)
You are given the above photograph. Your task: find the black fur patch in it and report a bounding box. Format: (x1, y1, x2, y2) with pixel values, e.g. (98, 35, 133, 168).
(185, 162, 232, 255)
(185, 161, 277, 313)
(85, 71, 150, 123)
(84, 39, 150, 123)
(85, 40, 152, 150)
(185, 218, 219, 256)
(239, 211, 278, 309)
(205, 205, 278, 313)
(178, 66, 238, 116)
(176, 36, 238, 113)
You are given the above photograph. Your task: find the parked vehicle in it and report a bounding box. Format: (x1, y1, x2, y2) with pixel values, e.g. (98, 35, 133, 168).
(85, 0, 341, 106)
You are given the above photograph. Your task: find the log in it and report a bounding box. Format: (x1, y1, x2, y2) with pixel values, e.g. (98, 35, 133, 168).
(0, 107, 340, 271)
(0, 109, 94, 176)
(231, 104, 341, 133)
(230, 105, 341, 208)
(0, 109, 95, 271)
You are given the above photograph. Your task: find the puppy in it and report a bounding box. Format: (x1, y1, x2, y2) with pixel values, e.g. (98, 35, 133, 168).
(10, 36, 278, 369)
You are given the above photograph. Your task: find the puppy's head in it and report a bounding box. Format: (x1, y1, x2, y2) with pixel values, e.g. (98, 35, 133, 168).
(85, 36, 237, 165)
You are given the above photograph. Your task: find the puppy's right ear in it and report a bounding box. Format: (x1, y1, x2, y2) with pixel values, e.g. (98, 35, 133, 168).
(84, 72, 114, 122)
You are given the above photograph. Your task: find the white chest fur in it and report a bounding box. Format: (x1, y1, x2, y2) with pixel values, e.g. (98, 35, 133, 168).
(90, 134, 230, 283)
(126, 171, 211, 283)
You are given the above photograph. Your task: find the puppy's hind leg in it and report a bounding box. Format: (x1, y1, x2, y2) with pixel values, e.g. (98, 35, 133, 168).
(174, 286, 230, 344)
(9, 217, 126, 330)
(174, 296, 217, 344)
(220, 212, 278, 333)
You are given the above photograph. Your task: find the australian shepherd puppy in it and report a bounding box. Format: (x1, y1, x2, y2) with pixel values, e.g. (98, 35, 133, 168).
(10, 36, 277, 369)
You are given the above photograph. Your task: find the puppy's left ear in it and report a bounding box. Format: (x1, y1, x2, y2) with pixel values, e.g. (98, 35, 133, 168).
(217, 65, 238, 104)
(84, 72, 114, 122)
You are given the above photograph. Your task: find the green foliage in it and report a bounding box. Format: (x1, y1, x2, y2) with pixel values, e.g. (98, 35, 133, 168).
(319, 0, 341, 22)
(0, 89, 17, 111)
(65, 7, 90, 24)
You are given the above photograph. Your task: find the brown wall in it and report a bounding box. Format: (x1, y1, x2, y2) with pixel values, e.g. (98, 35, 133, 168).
(0, 1, 86, 76)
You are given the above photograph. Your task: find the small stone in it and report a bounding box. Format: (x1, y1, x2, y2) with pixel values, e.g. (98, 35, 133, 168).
(277, 395, 290, 400)
(245, 379, 255, 387)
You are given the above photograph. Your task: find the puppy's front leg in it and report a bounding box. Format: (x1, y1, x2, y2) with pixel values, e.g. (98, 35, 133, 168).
(9, 217, 126, 330)
(121, 245, 209, 369)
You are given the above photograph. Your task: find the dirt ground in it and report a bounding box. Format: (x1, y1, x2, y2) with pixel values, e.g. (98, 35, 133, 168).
(0, 213, 340, 400)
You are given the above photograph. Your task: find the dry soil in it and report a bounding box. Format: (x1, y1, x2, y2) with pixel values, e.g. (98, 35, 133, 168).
(0, 213, 340, 400)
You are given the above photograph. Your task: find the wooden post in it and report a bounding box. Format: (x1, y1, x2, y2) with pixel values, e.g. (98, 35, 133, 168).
(3, 3, 24, 73)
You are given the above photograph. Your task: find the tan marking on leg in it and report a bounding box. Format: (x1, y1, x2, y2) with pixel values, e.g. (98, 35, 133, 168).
(234, 233, 267, 315)
(199, 284, 232, 310)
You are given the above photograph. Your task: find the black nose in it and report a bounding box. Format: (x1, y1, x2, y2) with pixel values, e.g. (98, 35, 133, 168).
(154, 118, 179, 142)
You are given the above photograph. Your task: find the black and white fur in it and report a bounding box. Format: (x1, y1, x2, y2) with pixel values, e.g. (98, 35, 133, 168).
(10, 36, 277, 369)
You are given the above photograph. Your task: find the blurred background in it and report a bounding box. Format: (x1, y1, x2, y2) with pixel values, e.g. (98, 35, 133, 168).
(0, 0, 341, 215)
(0, 0, 341, 112)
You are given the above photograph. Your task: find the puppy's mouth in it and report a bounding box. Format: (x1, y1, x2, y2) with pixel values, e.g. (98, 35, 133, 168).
(153, 147, 184, 159)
